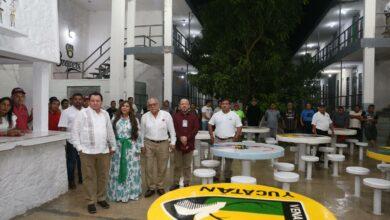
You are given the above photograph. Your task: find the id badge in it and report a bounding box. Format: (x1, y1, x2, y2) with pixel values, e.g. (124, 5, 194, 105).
(182, 120, 188, 127)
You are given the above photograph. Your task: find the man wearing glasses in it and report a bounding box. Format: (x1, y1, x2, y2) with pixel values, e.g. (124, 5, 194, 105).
(141, 98, 176, 197)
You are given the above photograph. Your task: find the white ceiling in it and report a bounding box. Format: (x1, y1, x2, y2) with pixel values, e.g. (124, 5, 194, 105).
(72, 0, 111, 11)
(295, 0, 363, 55)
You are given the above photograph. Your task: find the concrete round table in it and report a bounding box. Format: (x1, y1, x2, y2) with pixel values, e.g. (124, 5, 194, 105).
(211, 142, 284, 176)
(367, 146, 390, 163)
(328, 128, 357, 147)
(242, 126, 270, 141)
(277, 133, 331, 171)
(148, 183, 336, 220)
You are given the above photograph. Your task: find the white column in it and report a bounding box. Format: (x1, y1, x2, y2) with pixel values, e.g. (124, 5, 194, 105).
(125, 0, 136, 99)
(363, 0, 376, 108)
(110, 0, 126, 102)
(163, 0, 173, 102)
(32, 62, 50, 132)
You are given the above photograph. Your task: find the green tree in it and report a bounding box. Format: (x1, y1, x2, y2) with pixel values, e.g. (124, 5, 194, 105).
(189, 0, 319, 110)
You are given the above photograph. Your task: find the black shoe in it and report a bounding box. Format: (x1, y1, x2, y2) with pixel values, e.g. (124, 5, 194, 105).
(68, 181, 76, 190)
(87, 204, 97, 214)
(144, 189, 155, 197)
(157, 189, 165, 196)
(213, 177, 220, 183)
(225, 178, 231, 183)
(97, 200, 110, 209)
(169, 184, 180, 191)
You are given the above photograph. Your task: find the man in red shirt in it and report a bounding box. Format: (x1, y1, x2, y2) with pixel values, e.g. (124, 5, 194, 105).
(48, 97, 61, 131)
(11, 87, 32, 131)
(170, 99, 199, 190)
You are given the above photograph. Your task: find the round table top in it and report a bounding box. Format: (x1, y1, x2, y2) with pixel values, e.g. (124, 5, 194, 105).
(148, 183, 336, 220)
(329, 128, 357, 136)
(277, 133, 331, 145)
(367, 146, 390, 163)
(211, 142, 284, 160)
(242, 126, 270, 134)
(195, 131, 211, 140)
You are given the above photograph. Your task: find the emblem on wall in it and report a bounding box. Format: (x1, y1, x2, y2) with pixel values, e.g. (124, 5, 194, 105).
(66, 43, 74, 58)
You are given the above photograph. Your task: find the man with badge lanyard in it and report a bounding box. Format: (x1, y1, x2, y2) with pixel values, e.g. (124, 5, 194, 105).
(170, 99, 199, 190)
(208, 98, 242, 183)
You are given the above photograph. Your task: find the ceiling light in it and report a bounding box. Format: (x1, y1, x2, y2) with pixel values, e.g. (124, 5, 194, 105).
(326, 22, 338, 28)
(328, 74, 332, 78)
(69, 30, 76, 39)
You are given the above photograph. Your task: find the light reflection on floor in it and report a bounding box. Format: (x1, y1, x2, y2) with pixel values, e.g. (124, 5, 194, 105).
(15, 148, 390, 220)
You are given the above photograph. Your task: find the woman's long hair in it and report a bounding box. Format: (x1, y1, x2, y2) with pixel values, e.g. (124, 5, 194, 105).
(0, 97, 13, 128)
(112, 101, 138, 140)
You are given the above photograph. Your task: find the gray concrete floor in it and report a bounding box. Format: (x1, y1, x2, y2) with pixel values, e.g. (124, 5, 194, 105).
(14, 148, 390, 220)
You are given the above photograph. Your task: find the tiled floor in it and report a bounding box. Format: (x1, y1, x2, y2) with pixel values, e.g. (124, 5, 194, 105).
(14, 147, 390, 220)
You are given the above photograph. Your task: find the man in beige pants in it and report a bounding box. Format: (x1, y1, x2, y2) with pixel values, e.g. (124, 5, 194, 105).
(141, 98, 176, 197)
(71, 92, 116, 214)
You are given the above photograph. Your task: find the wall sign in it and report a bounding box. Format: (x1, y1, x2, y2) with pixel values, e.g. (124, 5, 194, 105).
(66, 43, 74, 58)
(56, 51, 81, 72)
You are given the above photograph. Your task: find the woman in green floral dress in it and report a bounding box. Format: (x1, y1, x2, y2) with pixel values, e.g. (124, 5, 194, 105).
(107, 101, 142, 202)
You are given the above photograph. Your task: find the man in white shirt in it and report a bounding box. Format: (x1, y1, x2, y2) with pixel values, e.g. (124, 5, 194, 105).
(201, 100, 213, 130)
(349, 105, 363, 141)
(208, 99, 242, 183)
(311, 104, 334, 136)
(58, 93, 84, 190)
(141, 98, 176, 197)
(71, 92, 116, 214)
(128, 96, 138, 113)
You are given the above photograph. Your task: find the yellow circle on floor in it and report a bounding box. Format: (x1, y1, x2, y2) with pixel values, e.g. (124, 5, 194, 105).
(147, 183, 336, 220)
(367, 146, 390, 162)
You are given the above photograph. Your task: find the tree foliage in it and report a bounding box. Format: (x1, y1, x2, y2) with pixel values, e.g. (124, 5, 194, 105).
(189, 0, 320, 110)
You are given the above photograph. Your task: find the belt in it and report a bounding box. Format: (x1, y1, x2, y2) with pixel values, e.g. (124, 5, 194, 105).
(216, 136, 234, 140)
(147, 139, 168, 143)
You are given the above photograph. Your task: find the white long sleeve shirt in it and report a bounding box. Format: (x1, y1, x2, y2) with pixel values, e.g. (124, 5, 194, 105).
(141, 110, 176, 145)
(71, 107, 117, 154)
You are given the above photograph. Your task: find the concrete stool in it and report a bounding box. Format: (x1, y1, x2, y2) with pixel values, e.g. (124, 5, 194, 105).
(274, 171, 300, 191)
(306, 145, 318, 156)
(346, 166, 370, 197)
(231, 176, 257, 185)
(200, 141, 210, 159)
(193, 169, 216, 184)
(319, 147, 335, 169)
(192, 149, 200, 170)
(363, 178, 390, 215)
(327, 154, 345, 177)
(265, 139, 278, 145)
(301, 155, 319, 180)
(346, 138, 359, 155)
(356, 142, 368, 161)
(377, 163, 390, 180)
(201, 160, 220, 169)
(290, 146, 299, 164)
(274, 162, 295, 173)
(335, 143, 348, 155)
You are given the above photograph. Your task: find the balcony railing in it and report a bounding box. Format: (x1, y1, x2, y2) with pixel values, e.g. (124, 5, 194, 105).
(313, 17, 364, 65)
(321, 93, 363, 111)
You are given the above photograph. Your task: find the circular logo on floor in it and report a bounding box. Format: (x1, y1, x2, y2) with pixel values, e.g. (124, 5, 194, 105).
(147, 183, 335, 220)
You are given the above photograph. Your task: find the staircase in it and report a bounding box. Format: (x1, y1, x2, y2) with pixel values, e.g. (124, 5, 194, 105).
(377, 106, 390, 146)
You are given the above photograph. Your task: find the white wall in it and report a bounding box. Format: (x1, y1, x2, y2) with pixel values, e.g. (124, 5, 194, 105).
(88, 10, 111, 54)
(374, 60, 390, 110)
(134, 61, 163, 101)
(0, 0, 59, 63)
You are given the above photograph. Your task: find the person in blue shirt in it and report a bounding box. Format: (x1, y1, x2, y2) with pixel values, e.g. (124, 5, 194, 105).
(300, 103, 315, 134)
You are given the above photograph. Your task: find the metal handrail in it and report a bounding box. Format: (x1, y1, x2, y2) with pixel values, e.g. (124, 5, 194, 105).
(313, 16, 364, 65)
(173, 26, 191, 54)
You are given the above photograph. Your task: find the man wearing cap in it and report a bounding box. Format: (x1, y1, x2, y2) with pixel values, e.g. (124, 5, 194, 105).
(48, 97, 61, 131)
(11, 87, 32, 131)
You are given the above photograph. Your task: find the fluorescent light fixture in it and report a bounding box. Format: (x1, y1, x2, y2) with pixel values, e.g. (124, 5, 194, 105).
(306, 43, 318, 48)
(341, 9, 349, 15)
(326, 22, 338, 28)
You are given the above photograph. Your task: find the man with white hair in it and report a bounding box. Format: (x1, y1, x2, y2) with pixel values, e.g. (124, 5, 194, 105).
(170, 99, 199, 190)
(141, 98, 176, 197)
